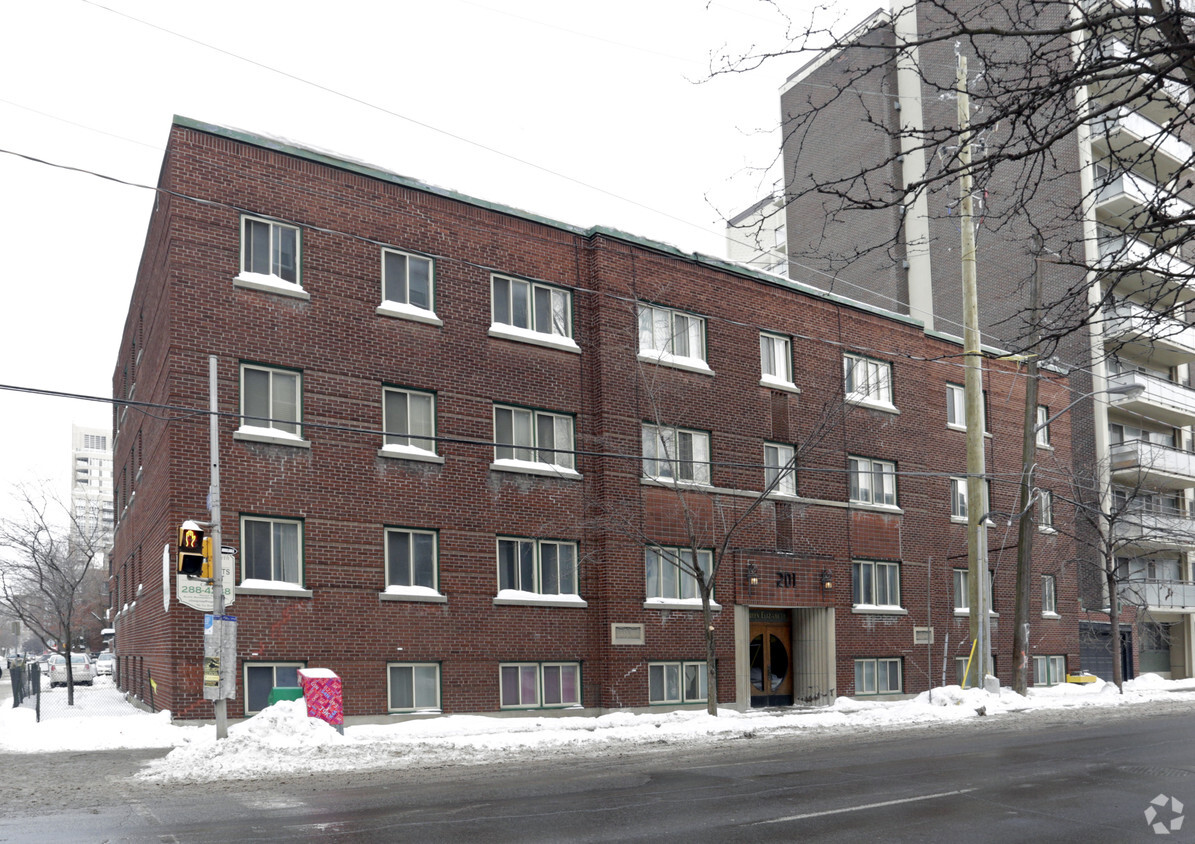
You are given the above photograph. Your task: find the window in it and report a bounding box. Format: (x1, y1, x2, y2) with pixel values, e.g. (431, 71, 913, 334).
(240, 364, 301, 438)
(953, 568, 995, 613)
(385, 528, 438, 591)
(1042, 574, 1058, 616)
(855, 658, 901, 695)
(648, 661, 708, 704)
(494, 405, 575, 472)
(497, 538, 578, 596)
(244, 662, 304, 715)
(645, 546, 713, 602)
(492, 274, 572, 338)
(852, 560, 901, 608)
(499, 662, 580, 709)
(764, 443, 796, 496)
(241, 216, 299, 284)
(1036, 405, 1051, 447)
(950, 478, 991, 522)
(1033, 655, 1067, 686)
(382, 387, 436, 456)
(638, 304, 707, 367)
(242, 516, 302, 585)
(843, 353, 893, 407)
(382, 248, 433, 311)
(642, 425, 710, 485)
(1038, 490, 1054, 531)
(387, 663, 440, 712)
(946, 384, 987, 431)
(848, 457, 896, 507)
(760, 332, 794, 386)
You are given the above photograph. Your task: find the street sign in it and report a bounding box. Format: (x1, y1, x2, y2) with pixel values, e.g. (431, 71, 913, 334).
(177, 552, 236, 611)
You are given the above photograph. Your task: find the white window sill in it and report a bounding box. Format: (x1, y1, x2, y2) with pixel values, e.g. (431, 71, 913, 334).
(490, 459, 582, 480)
(760, 375, 800, 393)
(849, 501, 904, 514)
(950, 517, 994, 527)
(637, 351, 713, 377)
(1041, 612, 1062, 620)
(378, 445, 444, 464)
(1038, 527, 1057, 535)
(641, 475, 713, 491)
(488, 323, 580, 354)
(376, 301, 443, 326)
(947, 424, 992, 438)
(846, 396, 899, 415)
(493, 590, 588, 608)
(643, 598, 720, 611)
(237, 579, 313, 598)
(851, 605, 908, 616)
(379, 586, 447, 604)
(766, 490, 800, 501)
(1036, 443, 1054, 451)
(235, 427, 312, 448)
(954, 609, 999, 617)
(233, 272, 309, 300)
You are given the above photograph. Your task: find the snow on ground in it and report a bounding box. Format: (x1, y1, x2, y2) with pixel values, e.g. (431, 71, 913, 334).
(3, 674, 1195, 782)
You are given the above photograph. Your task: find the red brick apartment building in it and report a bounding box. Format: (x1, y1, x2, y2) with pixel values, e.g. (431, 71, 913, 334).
(109, 117, 1077, 721)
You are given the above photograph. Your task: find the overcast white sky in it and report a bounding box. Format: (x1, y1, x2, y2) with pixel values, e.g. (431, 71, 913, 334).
(0, 0, 880, 523)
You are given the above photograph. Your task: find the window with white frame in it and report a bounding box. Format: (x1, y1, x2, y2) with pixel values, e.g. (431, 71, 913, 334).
(843, 353, 893, 407)
(648, 661, 707, 704)
(241, 216, 299, 284)
(946, 384, 987, 431)
(242, 516, 302, 585)
(855, 658, 901, 695)
(382, 248, 434, 311)
(1042, 574, 1058, 616)
(240, 364, 302, 438)
(645, 546, 713, 602)
(497, 538, 578, 596)
(382, 387, 436, 456)
(953, 568, 996, 613)
(1033, 655, 1066, 686)
(852, 560, 901, 608)
(385, 528, 438, 591)
(387, 663, 440, 712)
(499, 662, 580, 709)
(494, 405, 575, 472)
(950, 478, 991, 522)
(760, 332, 794, 386)
(244, 662, 304, 715)
(638, 304, 707, 366)
(848, 457, 896, 507)
(764, 443, 796, 496)
(492, 274, 572, 338)
(642, 424, 710, 485)
(1038, 489, 1054, 531)
(1036, 405, 1050, 447)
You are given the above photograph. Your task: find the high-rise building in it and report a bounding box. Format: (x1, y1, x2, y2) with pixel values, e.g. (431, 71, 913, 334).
(70, 424, 114, 564)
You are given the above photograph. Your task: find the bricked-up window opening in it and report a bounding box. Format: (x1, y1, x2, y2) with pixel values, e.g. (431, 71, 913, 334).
(764, 443, 796, 496)
(843, 353, 893, 408)
(760, 331, 794, 386)
(953, 568, 996, 613)
(946, 383, 988, 432)
(387, 663, 440, 712)
(496, 538, 578, 595)
(240, 364, 301, 437)
(642, 424, 710, 485)
(382, 387, 436, 455)
(492, 274, 572, 338)
(382, 248, 433, 311)
(499, 662, 580, 709)
(241, 216, 299, 284)
(848, 456, 896, 507)
(852, 560, 901, 608)
(242, 516, 302, 585)
(385, 528, 437, 591)
(950, 478, 991, 523)
(244, 662, 304, 715)
(645, 546, 713, 602)
(855, 658, 901, 695)
(648, 661, 707, 704)
(1036, 405, 1051, 447)
(1042, 574, 1058, 616)
(493, 405, 575, 472)
(1033, 655, 1067, 686)
(637, 304, 707, 367)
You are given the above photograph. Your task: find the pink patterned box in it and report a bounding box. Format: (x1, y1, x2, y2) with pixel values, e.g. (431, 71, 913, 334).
(298, 668, 344, 730)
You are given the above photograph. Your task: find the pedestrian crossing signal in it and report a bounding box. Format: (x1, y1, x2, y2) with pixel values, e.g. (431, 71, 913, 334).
(178, 525, 206, 577)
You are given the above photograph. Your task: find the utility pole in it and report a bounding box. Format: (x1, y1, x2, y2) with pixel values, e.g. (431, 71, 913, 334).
(209, 355, 228, 739)
(958, 55, 992, 684)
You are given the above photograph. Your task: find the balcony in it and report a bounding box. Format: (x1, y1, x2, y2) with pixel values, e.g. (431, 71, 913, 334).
(1107, 370, 1195, 427)
(1119, 579, 1195, 613)
(1113, 510, 1195, 552)
(1088, 39, 1193, 127)
(1104, 300, 1195, 367)
(1091, 108, 1193, 183)
(1095, 171, 1192, 237)
(1097, 234, 1195, 302)
(1111, 440, 1195, 489)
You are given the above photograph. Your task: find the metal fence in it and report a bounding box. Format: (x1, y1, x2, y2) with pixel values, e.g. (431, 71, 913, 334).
(9, 659, 143, 721)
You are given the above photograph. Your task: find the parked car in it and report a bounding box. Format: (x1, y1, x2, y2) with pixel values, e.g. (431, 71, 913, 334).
(95, 653, 115, 676)
(48, 652, 94, 687)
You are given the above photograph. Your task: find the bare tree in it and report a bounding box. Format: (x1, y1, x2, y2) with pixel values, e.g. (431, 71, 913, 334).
(0, 485, 106, 705)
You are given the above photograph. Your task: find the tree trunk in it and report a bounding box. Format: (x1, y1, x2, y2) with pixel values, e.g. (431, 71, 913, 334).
(1106, 566, 1124, 693)
(702, 587, 717, 716)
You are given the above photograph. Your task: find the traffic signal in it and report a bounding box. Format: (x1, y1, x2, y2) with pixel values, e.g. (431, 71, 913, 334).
(178, 524, 206, 577)
(201, 537, 214, 580)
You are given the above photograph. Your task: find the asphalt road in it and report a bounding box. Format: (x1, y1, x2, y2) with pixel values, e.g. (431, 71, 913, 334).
(2, 697, 1194, 842)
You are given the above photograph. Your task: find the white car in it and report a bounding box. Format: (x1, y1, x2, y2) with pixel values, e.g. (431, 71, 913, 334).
(48, 652, 95, 687)
(95, 653, 115, 676)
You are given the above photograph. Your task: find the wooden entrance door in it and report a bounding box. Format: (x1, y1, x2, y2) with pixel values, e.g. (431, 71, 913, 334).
(749, 610, 793, 707)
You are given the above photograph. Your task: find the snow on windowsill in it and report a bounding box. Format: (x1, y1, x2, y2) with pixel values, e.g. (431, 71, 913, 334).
(1042, 612, 1062, 620)
(237, 579, 313, 598)
(376, 301, 443, 326)
(233, 272, 310, 300)
(493, 589, 588, 608)
(851, 604, 908, 616)
(759, 375, 800, 393)
(379, 585, 447, 603)
(234, 426, 312, 448)
(378, 444, 444, 464)
(846, 395, 899, 415)
(487, 323, 580, 354)
(636, 350, 714, 376)
(490, 459, 581, 480)
(643, 597, 720, 611)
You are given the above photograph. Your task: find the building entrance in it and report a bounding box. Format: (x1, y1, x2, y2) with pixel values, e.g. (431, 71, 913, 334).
(749, 609, 793, 707)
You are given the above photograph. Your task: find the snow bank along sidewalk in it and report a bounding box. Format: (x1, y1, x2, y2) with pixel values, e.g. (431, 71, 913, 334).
(1, 674, 1193, 782)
